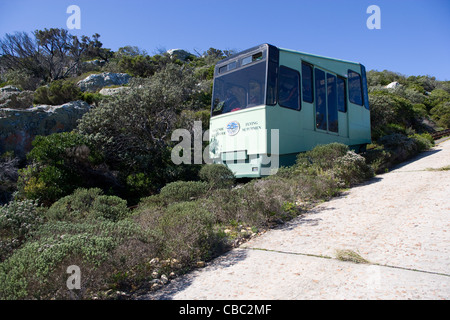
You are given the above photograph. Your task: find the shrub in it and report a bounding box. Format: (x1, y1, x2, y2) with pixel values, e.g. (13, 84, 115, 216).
(33, 79, 81, 105)
(153, 201, 217, 263)
(0, 199, 43, 262)
(17, 132, 106, 205)
(0, 218, 147, 300)
(159, 181, 208, 203)
(0, 199, 42, 240)
(17, 165, 70, 206)
(333, 151, 374, 186)
(79, 92, 104, 106)
(364, 133, 434, 173)
(46, 188, 129, 222)
(409, 133, 434, 152)
(295, 143, 349, 174)
(125, 173, 153, 201)
(199, 164, 235, 189)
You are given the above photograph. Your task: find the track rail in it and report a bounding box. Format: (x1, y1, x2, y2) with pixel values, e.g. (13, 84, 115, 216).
(431, 129, 450, 140)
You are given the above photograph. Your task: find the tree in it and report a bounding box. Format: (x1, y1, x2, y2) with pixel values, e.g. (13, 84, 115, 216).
(77, 63, 199, 187)
(0, 29, 110, 82)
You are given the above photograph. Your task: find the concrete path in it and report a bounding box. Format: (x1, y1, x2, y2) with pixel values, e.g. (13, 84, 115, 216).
(143, 139, 450, 300)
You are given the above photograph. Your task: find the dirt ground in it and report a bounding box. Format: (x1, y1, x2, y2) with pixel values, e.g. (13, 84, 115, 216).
(141, 138, 450, 300)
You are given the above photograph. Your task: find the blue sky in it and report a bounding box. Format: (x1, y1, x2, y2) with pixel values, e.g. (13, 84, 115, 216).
(1, 0, 449, 80)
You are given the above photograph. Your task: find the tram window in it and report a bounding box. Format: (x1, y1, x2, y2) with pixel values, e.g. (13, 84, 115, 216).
(327, 73, 338, 133)
(315, 68, 327, 130)
(348, 70, 363, 105)
(218, 61, 237, 74)
(337, 76, 347, 112)
(302, 62, 313, 103)
(219, 65, 227, 74)
(242, 52, 263, 66)
(278, 66, 300, 110)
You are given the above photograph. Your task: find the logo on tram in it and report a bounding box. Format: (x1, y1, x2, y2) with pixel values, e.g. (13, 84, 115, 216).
(226, 121, 240, 136)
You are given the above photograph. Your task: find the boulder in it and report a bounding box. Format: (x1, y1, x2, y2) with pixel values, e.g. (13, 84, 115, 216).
(98, 86, 131, 96)
(0, 100, 91, 158)
(166, 49, 192, 61)
(77, 72, 132, 92)
(0, 85, 21, 93)
(0, 90, 34, 109)
(386, 81, 401, 89)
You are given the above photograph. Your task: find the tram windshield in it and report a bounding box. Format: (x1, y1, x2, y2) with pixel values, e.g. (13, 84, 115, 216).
(211, 61, 266, 117)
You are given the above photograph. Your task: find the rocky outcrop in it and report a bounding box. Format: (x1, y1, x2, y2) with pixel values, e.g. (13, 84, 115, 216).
(385, 81, 401, 89)
(77, 72, 132, 92)
(0, 101, 91, 158)
(98, 86, 131, 96)
(0, 86, 34, 110)
(166, 49, 193, 61)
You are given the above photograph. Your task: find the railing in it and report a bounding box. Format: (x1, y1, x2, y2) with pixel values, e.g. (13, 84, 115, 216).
(431, 129, 450, 140)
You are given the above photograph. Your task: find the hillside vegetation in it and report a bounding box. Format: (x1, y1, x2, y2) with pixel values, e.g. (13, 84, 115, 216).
(0, 29, 449, 299)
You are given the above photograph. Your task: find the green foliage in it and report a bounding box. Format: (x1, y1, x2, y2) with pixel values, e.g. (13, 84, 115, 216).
(295, 143, 349, 174)
(46, 188, 129, 222)
(368, 91, 416, 139)
(331, 151, 374, 187)
(364, 133, 434, 173)
(77, 63, 199, 189)
(17, 132, 104, 205)
(159, 181, 208, 203)
(0, 218, 146, 299)
(125, 173, 153, 201)
(152, 201, 217, 263)
(79, 92, 105, 106)
(33, 79, 81, 105)
(430, 101, 450, 128)
(199, 164, 235, 189)
(0, 199, 42, 241)
(118, 54, 157, 78)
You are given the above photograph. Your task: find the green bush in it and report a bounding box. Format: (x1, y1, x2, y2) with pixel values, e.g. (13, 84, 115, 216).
(17, 132, 105, 205)
(409, 133, 434, 152)
(199, 164, 235, 189)
(153, 201, 217, 263)
(332, 151, 374, 187)
(295, 143, 349, 174)
(79, 92, 104, 106)
(126, 172, 153, 201)
(33, 79, 81, 105)
(159, 181, 208, 203)
(364, 133, 434, 173)
(17, 165, 71, 206)
(0, 199, 42, 239)
(46, 188, 129, 222)
(0, 199, 44, 261)
(0, 218, 147, 300)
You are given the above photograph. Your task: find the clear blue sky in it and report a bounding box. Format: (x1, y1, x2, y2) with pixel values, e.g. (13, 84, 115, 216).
(1, 0, 449, 80)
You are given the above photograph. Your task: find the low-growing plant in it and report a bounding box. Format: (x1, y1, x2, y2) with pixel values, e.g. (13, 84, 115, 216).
(46, 188, 129, 222)
(159, 180, 208, 203)
(0, 217, 149, 299)
(33, 79, 81, 105)
(332, 151, 374, 187)
(295, 143, 349, 174)
(335, 249, 369, 264)
(152, 201, 218, 264)
(0, 199, 43, 240)
(199, 164, 235, 189)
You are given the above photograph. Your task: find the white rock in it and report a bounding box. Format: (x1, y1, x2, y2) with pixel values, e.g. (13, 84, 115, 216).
(386, 81, 401, 89)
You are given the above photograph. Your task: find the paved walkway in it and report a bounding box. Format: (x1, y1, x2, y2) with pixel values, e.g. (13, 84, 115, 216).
(143, 139, 450, 300)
